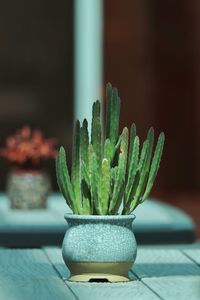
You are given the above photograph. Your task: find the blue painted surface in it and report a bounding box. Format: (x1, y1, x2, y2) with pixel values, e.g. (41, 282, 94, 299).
(0, 193, 196, 246)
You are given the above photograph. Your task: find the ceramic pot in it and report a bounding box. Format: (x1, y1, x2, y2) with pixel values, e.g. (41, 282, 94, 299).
(62, 214, 137, 282)
(7, 169, 51, 209)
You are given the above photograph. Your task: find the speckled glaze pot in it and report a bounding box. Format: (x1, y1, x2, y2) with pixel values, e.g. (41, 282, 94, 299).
(7, 169, 51, 209)
(62, 214, 137, 282)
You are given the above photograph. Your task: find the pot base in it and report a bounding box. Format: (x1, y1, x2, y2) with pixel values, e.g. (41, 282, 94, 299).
(69, 273, 129, 282)
(67, 261, 133, 282)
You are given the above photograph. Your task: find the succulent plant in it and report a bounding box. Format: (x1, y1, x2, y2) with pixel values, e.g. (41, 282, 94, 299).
(0, 126, 57, 166)
(56, 83, 165, 215)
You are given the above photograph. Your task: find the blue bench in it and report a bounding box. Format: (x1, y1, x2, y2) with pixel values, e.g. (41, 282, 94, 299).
(0, 193, 195, 247)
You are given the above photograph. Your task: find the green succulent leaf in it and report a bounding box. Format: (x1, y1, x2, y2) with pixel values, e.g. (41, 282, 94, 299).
(80, 119, 89, 168)
(91, 100, 102, 169)
(56, 147, 76, 212)
(81, 179, 92, 214)
(138, 140, 148, 173)
(109, 153, 125, 214)
(141, 132, 165, 202)
(71, 121, 82, 213)
(88, 144, 98, 213)
(128, 123, 136, 168)
(128, 139, 150, 212)
(81, 160, 90, 187)
(120, 127, 129, 159)
(125, 128, 154, 212)
(98, 159, 110, 215)
(106, 83, 120, 146)
(124, 136, 139, 208)
(104, 138, 113, 163)
(145, 127, 154, 172)
(110, 166, 118, 198)
(56, 83, 165, 216)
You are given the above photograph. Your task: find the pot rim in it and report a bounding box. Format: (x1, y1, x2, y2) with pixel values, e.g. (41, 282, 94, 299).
(8, 168, 48, 177)
(64, 213, 136, 221)
(9, 168, 47, 176)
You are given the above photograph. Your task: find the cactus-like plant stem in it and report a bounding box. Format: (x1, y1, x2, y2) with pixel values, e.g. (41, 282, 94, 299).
(91, 101, 102, 170)
(71, 121, 82, 214)
(56, 83, 165, 215)
(80, 119, 89, 169)
(88, 144, 98, 213)
(98, 159, 110, 214)
(106, 83, 121, 162)
(56, 147, 78, 213)
(108, 153, 125, 214)
(123, 136, 139, 213)
(141, 132, 165, 202)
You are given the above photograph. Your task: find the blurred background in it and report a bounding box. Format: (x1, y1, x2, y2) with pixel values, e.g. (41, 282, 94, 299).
(0, 1, 199, 232)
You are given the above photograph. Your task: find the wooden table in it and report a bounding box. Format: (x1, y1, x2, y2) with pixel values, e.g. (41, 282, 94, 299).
(1, 246, 200, 300)
(0, 193, 196, 247)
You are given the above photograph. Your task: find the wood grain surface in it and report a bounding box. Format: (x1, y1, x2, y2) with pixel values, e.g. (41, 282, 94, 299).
(1, 247, 200, 299)
(0, 249, 76, 300)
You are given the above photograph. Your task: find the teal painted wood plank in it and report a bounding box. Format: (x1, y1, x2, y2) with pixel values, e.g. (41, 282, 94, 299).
(132, 249, 200, 300)
(132, 249, 200, 278)
(68, 280, 160, 300)
(142, 276, 200, 300)
(44, 247, 160, 300)
(44, 247, 71, 280)
(183, 249, 200, 265)
(0, 249, 76, 300)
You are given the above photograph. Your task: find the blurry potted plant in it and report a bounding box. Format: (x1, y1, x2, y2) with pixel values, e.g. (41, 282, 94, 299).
(1, 126, 57, 209)
(56, 83, 165, 282)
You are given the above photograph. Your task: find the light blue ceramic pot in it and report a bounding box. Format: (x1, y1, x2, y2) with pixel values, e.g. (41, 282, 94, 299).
(62, 214, 137, 282)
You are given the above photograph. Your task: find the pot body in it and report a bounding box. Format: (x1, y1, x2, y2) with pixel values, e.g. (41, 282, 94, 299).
(7, 169, 51, 209)
(62, 214, 137, 282)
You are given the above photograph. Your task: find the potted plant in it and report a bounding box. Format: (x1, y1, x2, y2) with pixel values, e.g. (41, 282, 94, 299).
(56, 83, 165, 282)
(1, 126, 57, 209)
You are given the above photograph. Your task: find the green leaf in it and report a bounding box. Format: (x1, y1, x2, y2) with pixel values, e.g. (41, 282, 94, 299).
(141, 132, 165, 202)
(138, 140, 148, 172)
(145, 127, 154, 172)
(71, 121, 82, 213)
(88, 144, 98, 213)
(128, 140, 150, 212)
(119, 127, 129, 177)
(81, 179, 92, 214)
(110, 166, 118, 198)
(81, 160, 90, 187)
(98, 159, 110, 214)
(120, 127, 129, 156)
(109, 153, 125, 214)
(56, 147, 76, 212)
(124, 136, 139, 208)
(91, 101, 102, 169)
(112, 181, 125, 215)
(104, 138, 113, 163)
(80, 119, 89, 168)
(106, 83, 120, 146)
(106, 82, 113, 140)
(128, 123, 136, 168)
(126, 128, 154, 212)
